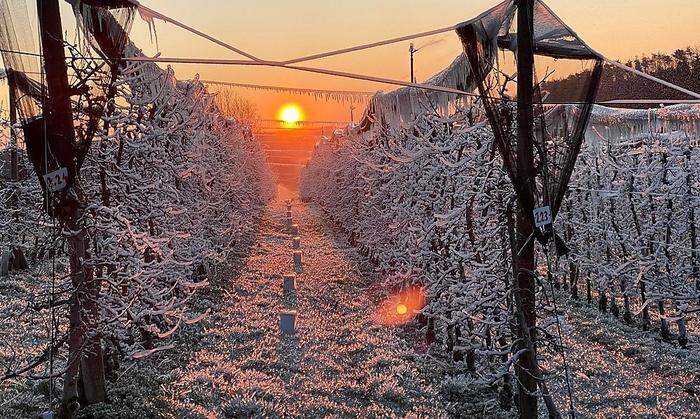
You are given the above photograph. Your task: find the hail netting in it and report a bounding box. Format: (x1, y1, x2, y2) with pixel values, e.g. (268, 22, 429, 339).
(0, 0, 137, 204)
(203, 81, 373, 105)
(67, 0, 136, 127)
(0, 0, 137, 123)
(454, 0, 604, 237)
(68, 0, 136, 63)
(0, 0, 42, 122)
(587, 104, 700, 147)
(0, 0, 51, 203)
(359, 1, 515, 130)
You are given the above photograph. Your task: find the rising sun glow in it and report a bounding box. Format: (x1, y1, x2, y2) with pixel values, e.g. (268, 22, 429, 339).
(279, 103, 304, 125)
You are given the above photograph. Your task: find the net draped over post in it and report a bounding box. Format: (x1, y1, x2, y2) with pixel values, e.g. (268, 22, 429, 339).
(455, 0, 605, 240)
(353, 0, 609, 244)
(0, 0, 136, 200)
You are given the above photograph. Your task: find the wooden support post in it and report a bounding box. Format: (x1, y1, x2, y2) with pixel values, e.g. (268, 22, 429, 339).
(280, 310, 297, 335)
(293, 251, 303, 273)
(36, 0, 106, 414)
(9, 86, 18, 182)
(283, 274, 296, 292)
(0, 251, 9, 277)
(4, 80, 29, 272)
(515, 0, 538, 417)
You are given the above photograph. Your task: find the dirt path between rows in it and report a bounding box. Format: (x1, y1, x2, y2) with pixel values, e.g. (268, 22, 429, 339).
(163, 186, 446, 417)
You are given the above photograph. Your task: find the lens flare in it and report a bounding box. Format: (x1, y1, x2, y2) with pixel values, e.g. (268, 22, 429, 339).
(375, 286, 426, 326)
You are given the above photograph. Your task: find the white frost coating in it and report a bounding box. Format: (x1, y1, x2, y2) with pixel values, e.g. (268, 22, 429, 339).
(300, 98, 700, 404)
(0, 35, 275, 372)
(367, 54, 475, 128)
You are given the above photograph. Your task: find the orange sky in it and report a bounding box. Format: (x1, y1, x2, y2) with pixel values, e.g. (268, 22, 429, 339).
(7, 0, 699, 123)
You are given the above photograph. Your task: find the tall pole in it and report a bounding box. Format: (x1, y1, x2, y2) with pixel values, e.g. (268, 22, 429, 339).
(9, 87, 18, 181)
(37, 0, 76, 182)
(515, 0, 538, 417)
(7, 80, 29, 271)
(409, 43, 415, 83)
(37, 0, 107, 414)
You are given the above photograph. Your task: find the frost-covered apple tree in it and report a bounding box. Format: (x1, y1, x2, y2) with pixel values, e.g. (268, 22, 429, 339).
(301, 99, 700, 411)
(0, 1, 273, 415)
(301, 102, 560, 410)
(558, 105, 700, 346)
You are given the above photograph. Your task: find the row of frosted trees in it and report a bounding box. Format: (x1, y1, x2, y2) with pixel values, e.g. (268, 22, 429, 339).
(559, 114, 700, 347)
(302, 108, 532, 409)
(300, 103, 700, 411)
(0, 44, 273, 414)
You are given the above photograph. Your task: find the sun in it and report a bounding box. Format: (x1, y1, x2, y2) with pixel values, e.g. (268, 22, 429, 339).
(278, 103, 304, 126)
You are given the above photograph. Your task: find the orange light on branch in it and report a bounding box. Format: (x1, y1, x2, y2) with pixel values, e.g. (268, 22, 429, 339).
(374, 286, 426, 326)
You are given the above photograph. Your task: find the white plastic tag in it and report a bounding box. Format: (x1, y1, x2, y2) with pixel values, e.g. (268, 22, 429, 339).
(533, 206, 552, 228)
(43, 167, 68, 192)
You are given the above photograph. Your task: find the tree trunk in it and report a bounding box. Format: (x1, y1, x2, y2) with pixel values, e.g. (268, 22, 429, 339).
(639, 278, 651, 330)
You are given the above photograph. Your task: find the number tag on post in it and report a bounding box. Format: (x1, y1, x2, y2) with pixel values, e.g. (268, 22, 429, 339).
(533, 206, 552, 228)
(43, 167, 68, 193)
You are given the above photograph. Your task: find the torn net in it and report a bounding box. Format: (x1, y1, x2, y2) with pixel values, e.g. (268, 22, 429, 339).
(0, 0, 136, 202)
(452, 0, 605, 242)
(0, 0, 43, 122)
(360, 1, 516, 128)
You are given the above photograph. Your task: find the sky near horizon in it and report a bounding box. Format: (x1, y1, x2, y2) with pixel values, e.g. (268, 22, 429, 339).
(7, 0, 700, 122)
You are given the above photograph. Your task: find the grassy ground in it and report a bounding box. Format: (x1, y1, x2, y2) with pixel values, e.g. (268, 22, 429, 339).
(543, 295, 700, 418)
(4, 187, 699, 418)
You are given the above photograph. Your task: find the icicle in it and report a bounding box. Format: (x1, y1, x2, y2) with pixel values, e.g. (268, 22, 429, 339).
(138, 6, 159, 47)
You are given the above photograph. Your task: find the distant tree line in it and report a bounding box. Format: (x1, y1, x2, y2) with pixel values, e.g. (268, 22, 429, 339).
(544, 46, 700, 106)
